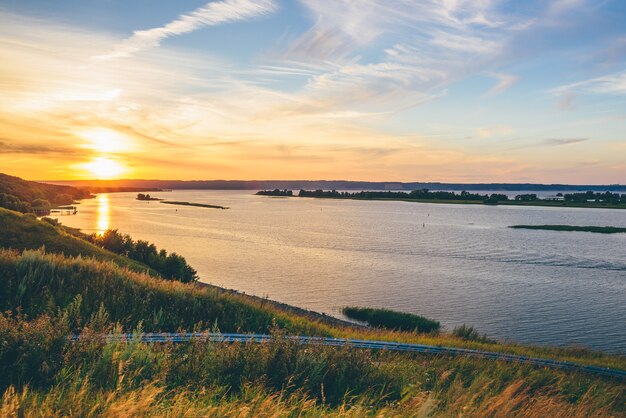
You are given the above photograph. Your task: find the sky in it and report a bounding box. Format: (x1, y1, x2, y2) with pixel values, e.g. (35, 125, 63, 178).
(0, 0, 625, 183)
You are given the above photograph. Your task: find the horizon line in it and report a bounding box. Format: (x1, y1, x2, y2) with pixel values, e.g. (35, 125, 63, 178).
(38, 178, 626, 188)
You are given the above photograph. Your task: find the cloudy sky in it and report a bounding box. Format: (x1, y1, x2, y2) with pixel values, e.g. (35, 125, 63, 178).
(1, 0, 625, 183)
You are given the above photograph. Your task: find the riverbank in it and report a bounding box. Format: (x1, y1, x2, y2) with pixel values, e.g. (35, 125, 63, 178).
(195, 281, 366, 330)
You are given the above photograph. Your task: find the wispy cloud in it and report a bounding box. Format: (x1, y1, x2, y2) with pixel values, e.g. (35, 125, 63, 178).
(551, 71, 626, 96)
(265, 0, 546, 114)
(541, 137, 589, 146)
(0, 1, 623, 183)
(94, 0, 277, 60)
(0, 140, 81, 155)
(484, 72, 520, 96)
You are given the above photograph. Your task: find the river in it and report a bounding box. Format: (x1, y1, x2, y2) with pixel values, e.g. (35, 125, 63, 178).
(57, 190, 626, 353)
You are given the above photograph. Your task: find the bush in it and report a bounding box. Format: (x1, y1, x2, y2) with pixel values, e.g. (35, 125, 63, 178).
(342, 307, 440, 333)
(0, 193, 30, 213)
(452, 324, 495, 343)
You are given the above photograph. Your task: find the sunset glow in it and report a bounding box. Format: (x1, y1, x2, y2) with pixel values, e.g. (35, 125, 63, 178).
(79, 158, 128, 179)
(0, 1, 624, 183)
(77, 128, 134, 154)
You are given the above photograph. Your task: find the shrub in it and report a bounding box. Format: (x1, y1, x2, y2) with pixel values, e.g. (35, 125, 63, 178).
(342, 307, 440, 333)
(452, 324, 495, 344)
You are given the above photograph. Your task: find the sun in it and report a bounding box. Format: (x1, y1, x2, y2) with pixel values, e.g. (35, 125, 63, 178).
(80, 157, 127, 179)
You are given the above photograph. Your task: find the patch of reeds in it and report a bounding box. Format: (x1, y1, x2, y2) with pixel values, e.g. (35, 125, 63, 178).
(343, 306, 440, 333)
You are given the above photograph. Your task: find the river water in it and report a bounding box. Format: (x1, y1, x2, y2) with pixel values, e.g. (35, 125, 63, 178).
(57, 190, 626, 353)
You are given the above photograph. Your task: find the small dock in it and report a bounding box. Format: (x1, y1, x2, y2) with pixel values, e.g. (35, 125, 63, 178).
(50, 205, 78, 215)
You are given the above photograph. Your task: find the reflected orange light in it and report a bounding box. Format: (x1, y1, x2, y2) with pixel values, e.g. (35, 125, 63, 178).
(96, 194, 110, 235)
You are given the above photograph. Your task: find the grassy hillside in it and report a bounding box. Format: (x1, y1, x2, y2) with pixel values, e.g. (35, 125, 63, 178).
(0, 208, 152, 273)
(0, 251, 624, 417)
(0, 211, 624, 416)
(0, 172, 90, 207)
(0, 249, 330, 336)
(0, 250, 626, 417)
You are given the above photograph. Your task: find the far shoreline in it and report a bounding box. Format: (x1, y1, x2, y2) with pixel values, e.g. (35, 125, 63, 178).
(296, 195, 626, 210)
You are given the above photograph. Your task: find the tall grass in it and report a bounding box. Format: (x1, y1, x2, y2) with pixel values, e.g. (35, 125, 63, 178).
(0, 208, 155, 274)
(0, 312, 623, 417)
(0, 249, 624, 416)
(452, 324, 495, 343)
(0, 249, 331, 336)
(2, 380, 620, 417)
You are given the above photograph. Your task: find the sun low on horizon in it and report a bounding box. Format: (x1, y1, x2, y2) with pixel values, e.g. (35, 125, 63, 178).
(77, 157, 128, 180)
(0, 0, 625, 183)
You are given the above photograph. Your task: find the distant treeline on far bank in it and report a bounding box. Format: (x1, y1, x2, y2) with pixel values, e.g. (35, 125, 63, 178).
(257, 188, 626, 207)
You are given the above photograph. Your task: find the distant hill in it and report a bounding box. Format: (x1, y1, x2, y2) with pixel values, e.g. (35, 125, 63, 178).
(0, 173, 91, 213)
(52, 178, 626, 192)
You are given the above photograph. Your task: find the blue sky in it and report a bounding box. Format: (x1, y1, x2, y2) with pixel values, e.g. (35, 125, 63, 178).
(0, 0, 625, 182)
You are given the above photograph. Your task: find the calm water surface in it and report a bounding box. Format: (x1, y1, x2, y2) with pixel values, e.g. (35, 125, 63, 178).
(58, 191, 626, 353)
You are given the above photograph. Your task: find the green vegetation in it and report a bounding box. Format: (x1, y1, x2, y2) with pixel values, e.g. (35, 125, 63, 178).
(298, 189, 626, 209)
(0, 250, 327, 335)
(510, 225, 626, 234)
(452, 324, 496, 344)
(560, 191, 625, 204)
(299, 189, 507, 203)
(1, 207, 625, 416)
(136, 193, 162, 201)
(0, 208, 152, 273)
(87, 229, 198, 283)
(256, 189, 294, 196)
(0, 193, 30, 213)
(0, 173, 91, 215)
(160, 201, 228, 209)
(0, 250, 624, 416)
(6, 212, 198, 283)
(1, 310, 622, 417)
(343, 307, 440, 333)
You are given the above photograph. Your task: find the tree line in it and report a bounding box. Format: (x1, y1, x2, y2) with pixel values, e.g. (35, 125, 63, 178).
(256, 189, 293, 196)
(88, 229, 198, 283)
(560, 191, 625, 204)
(298, 189, 510, 203)
(298, 189, 626, 205)
(0, 193, 75, 215)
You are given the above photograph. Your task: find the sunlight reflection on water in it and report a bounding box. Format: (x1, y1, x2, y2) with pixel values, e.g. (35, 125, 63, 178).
(96, 194, 109, 235)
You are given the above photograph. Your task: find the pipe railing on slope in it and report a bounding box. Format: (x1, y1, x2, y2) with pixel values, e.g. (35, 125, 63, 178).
(69, 333, 625, 379)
